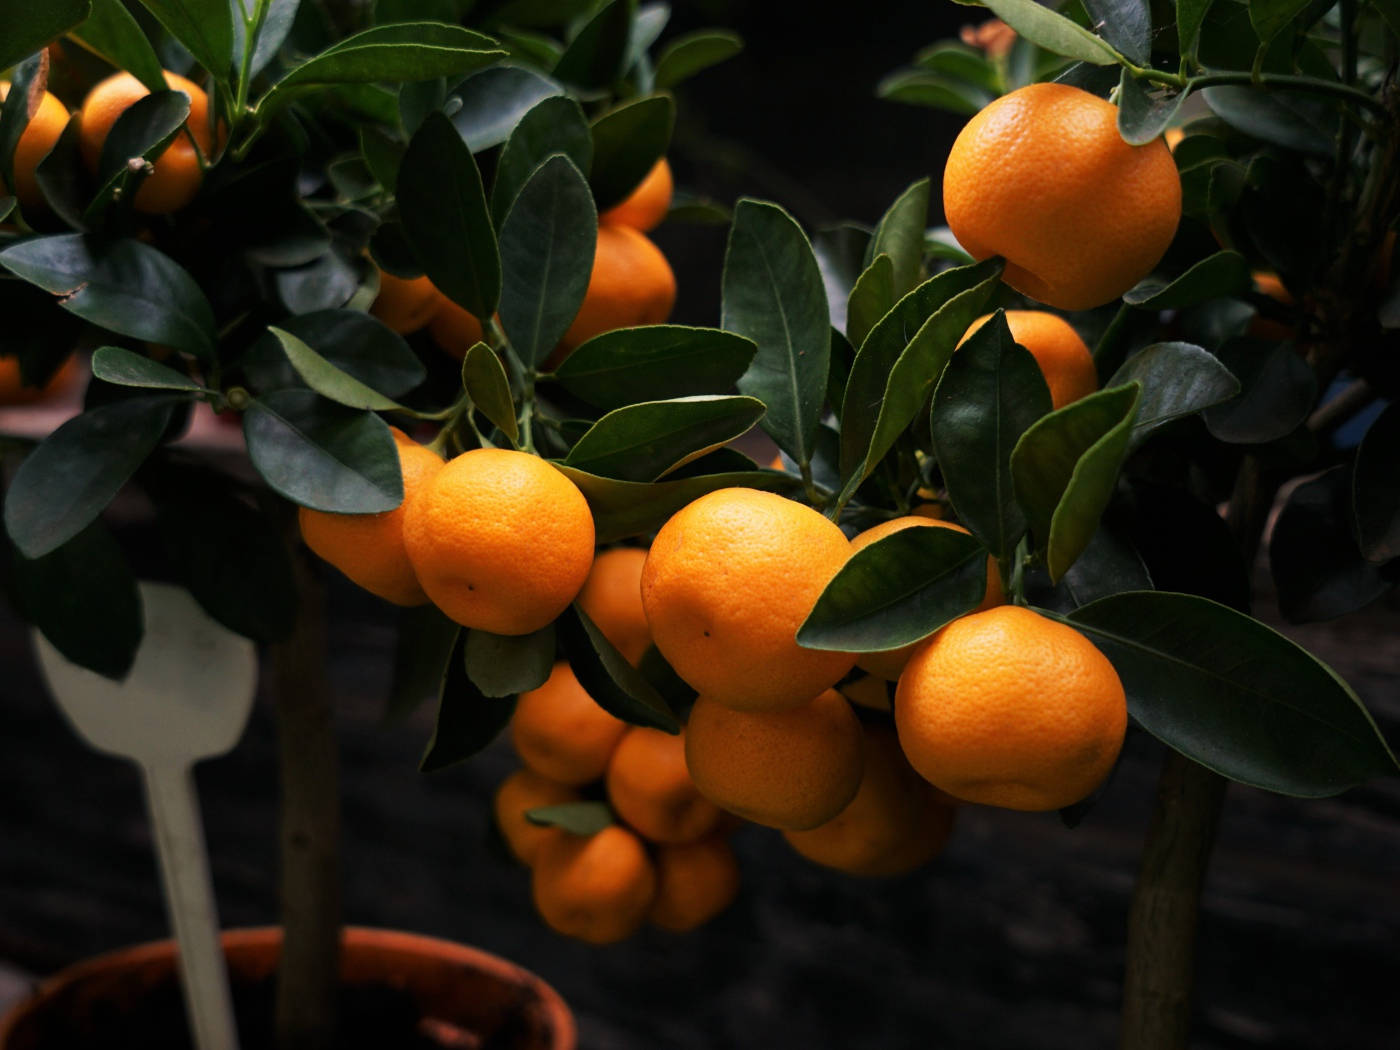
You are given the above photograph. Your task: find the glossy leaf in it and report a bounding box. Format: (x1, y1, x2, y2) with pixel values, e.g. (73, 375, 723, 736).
(137, 0, 233, 80)
(563, 395, 765, 483)
(845, 254, 895, 350)
(1027, 521, 1154, 613)
(490, 95, 592, 225)
(722, 199, 829, 468)
(0, 56, 43, 196)
(551, 325, 756, 409)
(1064, 591, 1400, 796)
(1125, 250, 1250, 309)
(94, 90, 190, 183)
(1353, 403, 1400, 563)
(1116, 70, 1186, 146)
(461, 343, 519, 445)
(525, 801, 613, 834)
(653, 29, 742, 89)
(1202, 340, 1315, 444)
(269, 327, 405, 412)
(1249, 0, 1312, 45)
(866, 177, 930, 299)
(274, 250, 360, 315)
(242, 309, 425, 398)
(964, 0, 1122, 64)
(90, 346, 208, 392)
(387, 605, 460, 722)
(1178, 0, 1211, 57)
(558, 603, 678, 732)
(0, 0, 89, 73)
(1011, 383, 1140, 582)
(1202, 86, 1336, 157)
(230, 0, 300, 79)
(913, 43, 1001, 90)
(72, 0, 167, 93)
(552, 0, 634, 88)
(498, 153, 597, 366)
(797, 526, 987, 653)
(420, 629, 516, 772)
(589, 94, 674, 211)
(1083, 0, 1151, 64)
(448, 64, 563, 153)
(359, 126, 403, 192)
(243, 389, 402, 513)
(876, 70, 994, 115)
(812, 224, 871, 335)
(1108, 341, 1240, 448)
(397, 111, 500, 320)
(465, 623, 556, 697)
(4, 395, 182, 559)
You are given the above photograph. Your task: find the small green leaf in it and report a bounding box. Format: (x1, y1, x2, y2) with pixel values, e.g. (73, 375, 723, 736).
(1116, 70, 1187, 147)
(797, 526, 987, 653)
(137, 0, 233, 80)
(961, 0, 1123, 65)
(388, 605, 461, 722)
(551, 0, 635, 88)
(653, 29, 742, 89)
(1353, 403, 1400, 563)
(876, 70, 994, 115)
(866, 177, 930, 298)
(563, 395, 766, 482)
(550, 325, 755, 409)
(420, 629, 516, 772)
(447, 64, 564, 153)
(558, 603, 679, 732)
(465, 623, 556, 697)
(589, 94, 674, 211)
(71, 0, 167, 94)
(1125, 250, 1251, 309)
(461, 343, 519, 445)
(0, 0, 89, 74)
(811, 224, 872, 334)
(91, 346, 208, 392)
(1011, 383, 1141, 582)
(1108, 341, 1240, 448)
(525, 801, 614, 834)
(913, 43, 1001, 91)
(846, 254, 895, 350)
(243, 309, 426, 399)
(1063, 591, 1400, 796)
(1202, 339, 1315, 444)
(491, 95, 592, 225)
(243, 389, 403, 513)
(269, 327, 405, 412)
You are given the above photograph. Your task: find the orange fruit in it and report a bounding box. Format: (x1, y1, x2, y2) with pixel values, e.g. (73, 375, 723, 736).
(511, 661, 628, 786)
(371, 270, 443, 335)
(0, 354, 80, 405)
(598, 157, 673, 232)
(783, 724, 956, 877)
(554, 225, 675, 359)
(894, 605, 1126, 811)
(943, 82, 1181, 311)
(605, 726, 723, 844)
(493, 768, 582, 867)
(531, 824, 657, 944)
(77, 71, 216, 214)
(647, 835, 741, 932)
(960, 310, 1099, 410)
(640, 488, 857, 711)
(298, 428, 442, 606)
(576, 546, 651, 665)
(848, 516, 1002, 681)
(837, 673, 892, 713)
(426, 297, 486, 359)
(684, 689, 864, 830)
(0, 81, 69, 209)
(402, 448, 595, 634)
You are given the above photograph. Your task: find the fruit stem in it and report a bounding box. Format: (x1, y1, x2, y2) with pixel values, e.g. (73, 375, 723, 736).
(232, 0, 271, 144)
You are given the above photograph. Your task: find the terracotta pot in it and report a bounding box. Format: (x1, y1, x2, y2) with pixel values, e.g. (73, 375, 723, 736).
(0, 926, 575, 1050)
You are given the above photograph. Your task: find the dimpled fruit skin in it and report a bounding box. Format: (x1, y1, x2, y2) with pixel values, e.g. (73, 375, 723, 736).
(531, 825, 657, 944)
(555, 224, 676, 355)
(684, 690, 864, 831)
(895, 606, 1127, 812)
(371, 270, 443, 335)
(943, 82, 1181, 311)
(961, 310, 1099, 410)
(647, 835, 741, 932)
(605, 726, 723, 844)
(402, 448, 595, 635)
(577, 547, 652, 666)
(640, 488, 857, 711)
(493, 768, 581, 867)
(511, 662, 627, 786)
(298, 429, 442, 606)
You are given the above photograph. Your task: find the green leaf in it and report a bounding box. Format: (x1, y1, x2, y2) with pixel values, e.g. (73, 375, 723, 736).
(388, 605, 461, 722)
(653, 29, 742, 89)
(1125, 250, 1251, 308)
(929, 309, 1052, 559)
(242, 309, 426, 398)
(0, 235, 216, 361)
(796, 526, 987, 653)
(866, 177, 930, 298)
(448, 64, 563, 153)
(0, 55, 44, 197)
(1028, 521, 1154, 612)
(94, 89, 190, 181)
(913, 43, 1001, 91)
(961, 0, 1123, 65)
(461, 343, 519, 445)
(812, 224, 872, 334)
(231, 0, 299, 79)
(876, 70, 994, 115)
(137, 0, 233, 79)
(490, 95, 592, 226)
(557, 603, 679, 732)
(563, 395, 766, 482)
(1116, 70, 1187, 147)
(33, 120, 87, 229)
(359, 126, 404, 192)
(0, 0, 90, 74)
(722, 199, 829, 469)
(1249, 0, 1312, 46)
(1202, 86, 1337, 156)
(269, 327, 405, 412)
(525, 801, 614, 834)
(589, 94, 674, 211)
(498, 153, 597, 366)
(551, 0, 635, 89)
(465, 623, 556, 697)
(1011, 383, 1140, 582)
(550, 325, 756, 410)
(90, 346, 209, 392)
(420, 629, 516, 772)
(397, 111, 501, 320)
(273, 250, 360, 315)
(1178, 0, 1212, 58)
(4, 395, 182, 559)
(1108, 341, 1240, 448)
(1063, 591, 1400, 796)
(242, 389, 403, 513)
(1083, 0, 1151, 65)
(72, 0, 168, 94)
(845, 254, 895, 350)
(1202, 339, 1315, 444)
(0, 197, 15, 222)
(1353, 403, 1400, 563)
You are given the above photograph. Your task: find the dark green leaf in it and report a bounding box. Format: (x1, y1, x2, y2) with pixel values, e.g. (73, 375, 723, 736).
(1249, 0, 1312, 45)
(557, 603, 679, 731)
(1202, 340, 1315, 444)
(495, 26, 564, 68)
(90, 346, 209, 392)
(397, 111, 500, 319)
(1084, 0, 1151, 64)
(0, 197, 14, 222)
(797, 526, 986, 653)
(913, 43, 1001, 91)
(1027, 521, 1153, 612)
(0, 3, 89, 74)
(499, 153, 597, 365)
(94, 89, 190, 182)
(243, 309, 425, 398)
(398, 77, 446, 137)
(420, 629, 516, 771)
(1116, 69, 1186, 146)
(231, 0, 300, 79)
(525, 801, 614, 834)
(551, 0, 635, 89)
(550, 325, 756, 409)
(1108, 341, 1240, 448)
(388, 605, 460, 722)
(1011, 383, 1140, 581)
(563, 395, 765, 482)
(269, 327, 405, 411)
(490, 95, 592, 225)
(1064, 591, 1400, 796)
(589, 94, 674, 210)
(72, 0, 167, 93)
(846, 254, 895, 351)
(465, 623, 556, 697)
(448, 64, 563, 153)
(1353, 403, 1400, 563)
(967, 0, 1122, 64)
(0, 55, 44, 197)
(1178, 0, 1212, 58)
(865, 177, 929, 298)
(653, 29, 742, 89)
(242, 389, 402, 513)
(4, 394, 181, 559)
(137, 0, 233, 79)
(461, 343, 519, 445)
(812, 224, 871, 334)
(876, 70, 994, 115)
(33, 116, 87, 230)
(1202, 86, 1337, 156)
(359, 126, 403, 191)
(1125, 250, 1250, 309)
(722, 198, 829, 468)
(0, 235, 216, 360)
(273, 250, 360, 314)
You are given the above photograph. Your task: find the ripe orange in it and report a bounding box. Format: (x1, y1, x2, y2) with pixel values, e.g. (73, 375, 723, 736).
(0, 81, 68, 209)
(605, 726, 723, 844)
(648, 834, 741, 932)
(598, 158, 673, 232)
(426, 297, 486, 359)
(960, 310, 1099, 410)
(943, 82, 1181, 311)
(531, 824, 657, 944)
(298, 428, 442, 606)
(554, 225, 675, 360)
(371, 270, 442, 335)
(402, 448, 595, 634)
(640, 488, 856, 711)
(684, 689, 864, 830)
(0, 354, 80, 405)
(511, 661, 628, 786)
(848, 516, 1002, 681)
(783, 724, 956, 877)
(492, 767, 582, 867)
(576, 546, 651, 665)
(894, 605, 1126, 811)
(77, 71, 216, 214)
